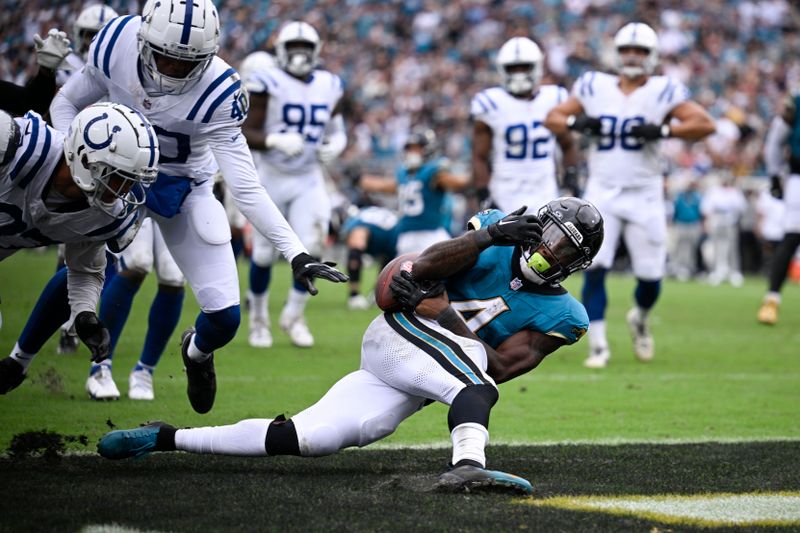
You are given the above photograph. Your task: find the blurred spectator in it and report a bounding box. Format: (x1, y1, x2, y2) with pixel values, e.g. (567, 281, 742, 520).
(701, 175, 748, 286)
(671, 178, 704, 281)
(755, 187, 786, 274)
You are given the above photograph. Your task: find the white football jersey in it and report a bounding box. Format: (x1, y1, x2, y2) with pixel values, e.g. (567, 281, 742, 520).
(471, 85, 567, 211)
(0, 112, 139, 256)
(572, 71, 689, 188)
(246, 66, 344, 175)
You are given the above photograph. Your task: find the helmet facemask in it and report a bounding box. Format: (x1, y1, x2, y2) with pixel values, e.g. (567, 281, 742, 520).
(283, 41, 316, 77)
(139, 39, 215, 95)
(520, 217, 592, 285)
(79, 160, 154, 218)
(616, 46, 655, 79)
(501, 62, 541, 96)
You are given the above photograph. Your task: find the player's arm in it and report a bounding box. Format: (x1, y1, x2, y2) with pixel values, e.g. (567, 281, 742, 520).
(556, 130, 580, 195)
(49, 64, 108, 131)
(544, 96, 588, 136)
(318, 100, 347, 164)
(433, 166, 469, 192)
(471, 120, 493, 201)
(665, 100, 716, 140)
(360, 174, 397, 193)
(242, 91, 305, 157)
(63, 241, 111, 362)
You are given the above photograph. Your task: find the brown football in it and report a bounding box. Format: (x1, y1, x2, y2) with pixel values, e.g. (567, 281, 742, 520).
(374, 252, 420, 312)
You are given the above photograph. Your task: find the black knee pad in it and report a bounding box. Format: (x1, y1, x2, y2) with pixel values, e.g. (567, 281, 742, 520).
(265, 415, 301, 456)
(447, 384, 499, 431)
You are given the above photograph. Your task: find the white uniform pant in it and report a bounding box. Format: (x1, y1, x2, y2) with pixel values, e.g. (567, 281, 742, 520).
(120, 217, 184, 286)
(706, 222, 741, 280)
(291, 312, 496, 456)
(671, 222, 702, 278)
(784, 175, 800, 233)
(491, 175, 558, 216)
(151, 180, 236, 312)
(251, 167, 330, 266)
(396, 228, 451, 256)
(584, 180, 667, 279)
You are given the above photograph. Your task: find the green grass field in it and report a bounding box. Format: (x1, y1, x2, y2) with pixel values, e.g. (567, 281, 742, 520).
(1, 249, 799, 531)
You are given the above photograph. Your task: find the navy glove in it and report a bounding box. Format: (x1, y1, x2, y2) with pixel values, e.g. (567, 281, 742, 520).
(629, 123, 671, 141)
(566, 114, 603, 136)
(770, 175, 783, 199)
(390, 270, 446, 311)
(74, 311, 111, 363)
(291, 252, 349, 296)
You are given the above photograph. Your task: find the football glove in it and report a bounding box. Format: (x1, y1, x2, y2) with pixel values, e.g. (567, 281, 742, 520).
(629, 123, 671, 141)
(770, 175, 783, 199)
(74, 311, 111, 363)
(265, 132, 305, 157)
(486, 206, 543, 246)
(566, 114, 603, 136)
(390, 270, 446, 311)
(291, 252, 349, 296)
(317, 142, 340, 165)
(33, 29, 71, 71)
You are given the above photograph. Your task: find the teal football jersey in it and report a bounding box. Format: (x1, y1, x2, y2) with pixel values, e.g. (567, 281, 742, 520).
(396, 158, 448, 232)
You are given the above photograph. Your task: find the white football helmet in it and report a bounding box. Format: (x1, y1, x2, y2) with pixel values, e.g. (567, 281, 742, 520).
(74, 4, 119, 59)
(239, 50, 277, 81)
(0, 111, 21, 168)
(138, 0, 220, 95)
(275, 21, 321, 78)
(64, 103, 160, 217)
(614, 22, 659, 79)
(496, 37, 544, 96)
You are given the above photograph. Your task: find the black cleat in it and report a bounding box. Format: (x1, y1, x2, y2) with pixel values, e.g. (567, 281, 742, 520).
(434, 465, 533, 495)
(57, 328, 80, 354)
(0, 357, 26, 394)
(181, 327, 216, 414)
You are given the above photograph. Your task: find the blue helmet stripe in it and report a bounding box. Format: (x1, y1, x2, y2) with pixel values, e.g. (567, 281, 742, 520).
(102, 16, 135, 77)
(180, 0, 194, 45)
(186, 67, 236, 120)
(201, 79, 241, 123)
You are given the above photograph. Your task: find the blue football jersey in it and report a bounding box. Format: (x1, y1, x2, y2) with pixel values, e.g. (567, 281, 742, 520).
(342, 206, 398, 258)
(396, 158, 449, 233)
(444, 209, 589, 348)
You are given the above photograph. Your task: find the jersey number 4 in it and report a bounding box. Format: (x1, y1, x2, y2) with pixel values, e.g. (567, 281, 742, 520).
(451, 297, 509, 332)
(505, 121, 550, 160)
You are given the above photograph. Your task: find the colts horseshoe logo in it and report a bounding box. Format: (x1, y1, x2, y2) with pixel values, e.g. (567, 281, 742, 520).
(83, 112, 123, 150)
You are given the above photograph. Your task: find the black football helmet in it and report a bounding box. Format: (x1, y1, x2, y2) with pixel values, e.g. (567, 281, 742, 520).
(403, 127, 438, 158)
(522, 197, 604, 284)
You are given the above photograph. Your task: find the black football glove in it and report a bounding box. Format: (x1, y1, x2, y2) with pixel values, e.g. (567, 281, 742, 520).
(566, 114, 603, 136)
(74, 311, 111, 363)
(629, 123, 671, 141)
(291, 252, 349, 296)
(770, 175, 783, 199)
(390, 270, 446, 311)
(485, 206, 543, 246)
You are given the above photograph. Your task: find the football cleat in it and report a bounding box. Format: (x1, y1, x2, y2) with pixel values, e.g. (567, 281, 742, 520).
(435, 465, 533, 495)
(0, 357, 26, 394)
(57, 328, 80, 354)
(128, 369, 155, 401)
(98, 421, 174, 460)
(584, 346, 610, 369)
(347, 294, 370, 311)
(248, 317, 273, 348)
(86, 366, 120, 400)
(279, 313, 314, 348)
(757, 299, 779, 325)
(626, 308, 654, 362)
(181, 327, 216, 414)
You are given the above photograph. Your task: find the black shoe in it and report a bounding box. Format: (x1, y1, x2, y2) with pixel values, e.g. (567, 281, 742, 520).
(57, 329, 80, 354)
(0, 357, 26, 394)
(180, 328, 216, 414)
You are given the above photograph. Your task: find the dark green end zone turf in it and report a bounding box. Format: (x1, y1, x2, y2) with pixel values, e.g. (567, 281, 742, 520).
(2, 440, 799, 532)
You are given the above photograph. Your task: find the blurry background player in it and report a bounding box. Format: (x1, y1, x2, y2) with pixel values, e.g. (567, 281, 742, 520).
(700, 174, 747, 287)
(757, 93, 800, 325)
(0, 103, 159, 394)
(360, 128, 469, 255)
(545, 22, 715, 369)
(242, 21, 347, 349)
(97, 198, 602, 496)
(471, 36, 579, 214)
(340, 206, 399, 310)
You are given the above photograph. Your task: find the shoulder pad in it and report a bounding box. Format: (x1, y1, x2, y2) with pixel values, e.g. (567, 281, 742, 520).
(106, 213, 142, 253)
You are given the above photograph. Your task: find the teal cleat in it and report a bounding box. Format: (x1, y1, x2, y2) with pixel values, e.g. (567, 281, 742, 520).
(435, 465, 533, 495)
(97, 422, 173, 460)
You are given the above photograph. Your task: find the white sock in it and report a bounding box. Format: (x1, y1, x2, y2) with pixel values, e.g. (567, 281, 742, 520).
(283, 288, 309, 319)
(248, 290, 269, 321)
(764, 291, 781, 304)
(175, 419, 271, 456)
(9, 343, 36, 371)
(450, 422, 489, 468)
(187, 335, 211, 362)
(588, 320, 607, 349)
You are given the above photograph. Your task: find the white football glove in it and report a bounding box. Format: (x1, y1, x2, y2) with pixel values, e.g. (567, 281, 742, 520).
(33, 29, 72, 71)
(317, 142, 340, 165)
(265, 132, 305, 157)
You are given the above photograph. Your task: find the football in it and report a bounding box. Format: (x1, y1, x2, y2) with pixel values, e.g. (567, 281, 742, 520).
(374, 252, 420, 312)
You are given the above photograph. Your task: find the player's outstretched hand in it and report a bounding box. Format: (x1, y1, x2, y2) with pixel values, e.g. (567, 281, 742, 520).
(390, 270, 446, 312)
(291, 252, 349, 296)
(486, 206, 543, 246)
(33, 29, 71, 71)
(74, 311, 111, 363)
(566, 114, 603, 136)
(317, 142, 339, 165)
(266, 132, 305, 157)
(629, 123, 670, 141)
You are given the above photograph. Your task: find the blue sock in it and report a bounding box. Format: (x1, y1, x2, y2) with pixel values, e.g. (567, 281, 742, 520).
(19, 267, 70, 354)
(582, 269, 608, 322)
(249, 261, 271, 294)
(103, 251, 118, 288)
(231, 235, 244, 259)
(634, 279, 661, 311)
(193, 305, 241, 354)
(139, 288, 184, 369)
(98, 275, 141, 360)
